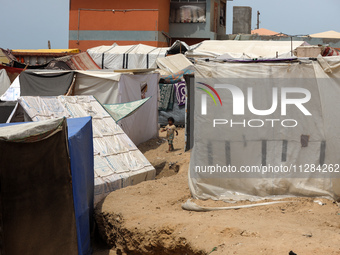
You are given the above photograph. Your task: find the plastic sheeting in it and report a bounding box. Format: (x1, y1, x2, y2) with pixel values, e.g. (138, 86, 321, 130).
(0, 117, 94, 255)
(189, 58, 340, 201)
(118, 73, 159, 145)
(1, 70, 159, 145)
(19, 70, 74, 96)
(104, 97, 151, 122)
(75, 71, 159, 145)
(1, 76, 21, 101)
(87, 44, 168, 70)
(17, 96, 156, 204)
(67, 117, 94, 255)
(186, 40, 305, 59)
(70, 52, 101, 70)
(0, 69, 11, 95)
(156, 54, 193, 74)
(74, 71, 121, 105)
(0, 118, 79, 255)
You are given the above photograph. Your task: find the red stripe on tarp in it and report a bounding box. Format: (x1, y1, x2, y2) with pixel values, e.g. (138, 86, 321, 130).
(70, 52, 100, 70)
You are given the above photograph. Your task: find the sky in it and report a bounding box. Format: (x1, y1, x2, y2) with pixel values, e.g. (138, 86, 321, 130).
(0, 0, 339, 49)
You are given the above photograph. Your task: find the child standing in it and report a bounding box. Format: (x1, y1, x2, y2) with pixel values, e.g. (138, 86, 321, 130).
(161, 117, 178, 152)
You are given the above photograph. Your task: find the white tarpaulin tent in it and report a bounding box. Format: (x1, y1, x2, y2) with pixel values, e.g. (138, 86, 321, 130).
(189, 56, 340, 201)
(17, 95, 156, 204)
(88, 44, 168, 70)
(186, 40, 305, 59)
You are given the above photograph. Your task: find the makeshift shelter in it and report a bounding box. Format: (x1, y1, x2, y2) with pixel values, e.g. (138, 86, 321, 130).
(74, 71, 159, 145)
(189, 56, 340, 201)
(186, 40, 305, 59)
(1, 70, 159, 145)
(15, 96, 156, 204)
(87, 44, 168, 70)
(0, 117, 94, 255)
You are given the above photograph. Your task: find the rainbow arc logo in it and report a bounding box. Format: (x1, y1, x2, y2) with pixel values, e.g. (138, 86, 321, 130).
(197, 82, 222, 106)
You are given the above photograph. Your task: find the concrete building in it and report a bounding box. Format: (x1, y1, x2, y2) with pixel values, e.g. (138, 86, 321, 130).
(69, 0, 231, 51)
(169, 0, 230, 45)
(232, 6, 252, 34)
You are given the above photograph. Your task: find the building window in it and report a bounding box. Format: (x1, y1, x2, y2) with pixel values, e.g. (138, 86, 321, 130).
(170, 0, 206, 23)
(220, 1, 226, 27)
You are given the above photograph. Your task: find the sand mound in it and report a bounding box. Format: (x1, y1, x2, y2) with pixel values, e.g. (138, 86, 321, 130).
(94, 128, 340, 255)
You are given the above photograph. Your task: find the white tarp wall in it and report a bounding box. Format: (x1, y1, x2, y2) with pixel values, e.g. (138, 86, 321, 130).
(74, 71, 159, 145)
(189, 57, 340, 201)
(186, 40, 305, 59)
(0, 75, 20, 101)
(87, 44, 168, 70)
(118, 73, 159, 145)
(0, 69, 11, 96)
(74, 71, 121, 104)
(156, 54, 193, 74)
(18, 95, 156, 204)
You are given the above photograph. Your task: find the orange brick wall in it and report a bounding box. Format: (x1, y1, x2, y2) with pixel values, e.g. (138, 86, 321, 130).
(69, 0, 170, 51)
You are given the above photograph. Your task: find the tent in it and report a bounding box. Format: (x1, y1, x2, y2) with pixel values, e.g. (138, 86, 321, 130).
(15, 95, 156, 204)
(186, 40, 305, 59)
(88, 44, 168, 70)
(1, 70, 159, 145)
(74, 70, 159, 145)
(189, 56, 340, 201)
(0, 117, 94, 255)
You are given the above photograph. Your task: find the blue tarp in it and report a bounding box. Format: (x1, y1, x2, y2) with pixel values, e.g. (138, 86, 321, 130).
(0, 117, 94, 255)
(67, 117, 94, 255)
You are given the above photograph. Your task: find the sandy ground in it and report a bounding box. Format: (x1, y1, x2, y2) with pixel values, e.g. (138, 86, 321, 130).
(93, 128, 340, 255)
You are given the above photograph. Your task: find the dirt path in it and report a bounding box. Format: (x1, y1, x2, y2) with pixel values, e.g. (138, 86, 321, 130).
(93, 128, 340, 255)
